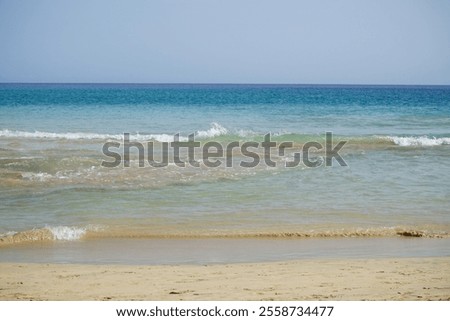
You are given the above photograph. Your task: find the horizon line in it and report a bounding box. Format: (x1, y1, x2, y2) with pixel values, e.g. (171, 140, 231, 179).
(1, 82, 450, 87)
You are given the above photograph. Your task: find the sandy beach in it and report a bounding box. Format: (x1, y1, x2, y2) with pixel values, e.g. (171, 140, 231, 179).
(1, 257, 449, 301)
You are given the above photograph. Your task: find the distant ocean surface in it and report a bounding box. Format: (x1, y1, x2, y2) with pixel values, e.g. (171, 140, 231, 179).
(1, 84, 450, 246)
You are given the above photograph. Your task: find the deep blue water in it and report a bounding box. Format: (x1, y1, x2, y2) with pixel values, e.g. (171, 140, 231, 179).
(1, 84, 449, 136)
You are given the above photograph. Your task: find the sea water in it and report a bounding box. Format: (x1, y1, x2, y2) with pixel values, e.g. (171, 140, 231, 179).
(0, 84, 449, 257)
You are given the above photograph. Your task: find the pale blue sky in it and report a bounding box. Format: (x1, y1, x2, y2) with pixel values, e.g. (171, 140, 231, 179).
(0, 0, 449, 84)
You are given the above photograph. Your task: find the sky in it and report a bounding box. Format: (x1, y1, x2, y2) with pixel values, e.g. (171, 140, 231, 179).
(0, 0, 449, 84)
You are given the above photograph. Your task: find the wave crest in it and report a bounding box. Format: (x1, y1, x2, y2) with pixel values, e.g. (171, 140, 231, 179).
(0, 123, 231, 142)
(2, 128, 450, 146)
(0, 226, 98, 246)
(46, 226, 87, 241)
(383, 135, 450, 147)
(196, 122, 229, 138)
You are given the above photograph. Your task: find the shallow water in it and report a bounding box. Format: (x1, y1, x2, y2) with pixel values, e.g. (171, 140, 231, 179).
(1, 84, 449, 255)
(1, 237, 449, 265)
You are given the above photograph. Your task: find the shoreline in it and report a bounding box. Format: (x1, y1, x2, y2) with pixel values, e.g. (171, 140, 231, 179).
(1, 237, 450, 265)
(1, 257, 449, 301)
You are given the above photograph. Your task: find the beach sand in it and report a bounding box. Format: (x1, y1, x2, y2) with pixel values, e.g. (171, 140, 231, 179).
(1, 257, 449, 300)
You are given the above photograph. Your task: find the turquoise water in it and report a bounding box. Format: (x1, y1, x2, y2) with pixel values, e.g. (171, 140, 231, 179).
(0, 84, 449, 244)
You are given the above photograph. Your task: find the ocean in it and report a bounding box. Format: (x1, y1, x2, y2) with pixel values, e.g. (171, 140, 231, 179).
(1, 84, 449, 263)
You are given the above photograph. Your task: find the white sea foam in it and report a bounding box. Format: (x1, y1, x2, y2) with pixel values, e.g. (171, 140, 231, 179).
(0, 231, 18, 237)
(383, 136, 450, 147)
(46, 226, 87, 240)
(0, 129, 191, 142)
(0, 225, 104, 245)
(45, 225, 103, 241)
(149, 134, 187, 142)
(0, 123, 247, 141)
(21, 172, 54, 181)
(196, 122, 228, 138)
(0, 129, 121, 140)
(235, 129, 257, 137)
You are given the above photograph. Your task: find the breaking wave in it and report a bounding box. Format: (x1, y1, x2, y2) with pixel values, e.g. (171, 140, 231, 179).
(2, 126, 450, 147)
(1, 225, 447, 247)
(0, 225, 102, 246)
(0, 123, 232, 142)
(0, 129, 186, 142)
(196, 122, 228, 138)
(382, 135, 450, 147)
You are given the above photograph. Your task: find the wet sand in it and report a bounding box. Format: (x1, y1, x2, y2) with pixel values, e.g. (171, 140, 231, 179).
(2, 237, 450, 265)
